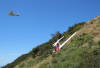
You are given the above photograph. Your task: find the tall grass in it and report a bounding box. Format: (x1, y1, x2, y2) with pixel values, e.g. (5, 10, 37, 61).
(39, 34, 100, 68)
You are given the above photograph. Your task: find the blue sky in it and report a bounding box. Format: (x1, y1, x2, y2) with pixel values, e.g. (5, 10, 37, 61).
(0, 0, 100, 67)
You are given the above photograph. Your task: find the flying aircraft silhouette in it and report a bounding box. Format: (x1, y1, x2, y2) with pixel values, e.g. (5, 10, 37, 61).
(8, 10, 20, 16)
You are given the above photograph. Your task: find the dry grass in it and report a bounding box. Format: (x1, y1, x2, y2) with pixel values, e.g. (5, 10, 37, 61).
(10, 16, 100, 68)
(33, 55, 52, 68)
(77, 16, 100, 42)
(33, 16, 100, 68)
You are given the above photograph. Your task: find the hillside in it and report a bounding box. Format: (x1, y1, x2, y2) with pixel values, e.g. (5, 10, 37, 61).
(2, 16, 100, 68)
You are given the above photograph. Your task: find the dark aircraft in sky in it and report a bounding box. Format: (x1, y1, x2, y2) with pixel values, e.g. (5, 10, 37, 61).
(8, 10, 20, 16)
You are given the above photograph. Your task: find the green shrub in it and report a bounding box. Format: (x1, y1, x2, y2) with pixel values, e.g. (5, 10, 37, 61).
(98, 41, 100, 46)
(67, 22, 85, 34)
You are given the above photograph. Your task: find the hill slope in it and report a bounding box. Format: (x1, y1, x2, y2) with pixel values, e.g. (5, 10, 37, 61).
(2, 16, 100, 68)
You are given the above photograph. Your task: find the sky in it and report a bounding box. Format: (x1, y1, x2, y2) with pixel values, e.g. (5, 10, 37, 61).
(0, 0, 100, 67)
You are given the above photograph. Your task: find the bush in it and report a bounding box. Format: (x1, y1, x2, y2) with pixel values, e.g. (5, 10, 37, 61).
(98, 41, 100, 46)
(67, 22, 85, 34)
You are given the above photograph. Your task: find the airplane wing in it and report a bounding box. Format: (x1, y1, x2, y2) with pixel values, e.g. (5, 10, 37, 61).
(59, 32, 77, 49)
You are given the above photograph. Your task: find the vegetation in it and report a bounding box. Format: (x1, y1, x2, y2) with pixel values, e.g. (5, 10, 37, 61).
(62, 22, 85, 39)
(98, 41, 100, 46)
(3, 17, 100, 68)
(2, 54, 30, 68)
(39, 34, 100, 68)
(67, 22, 85, 34)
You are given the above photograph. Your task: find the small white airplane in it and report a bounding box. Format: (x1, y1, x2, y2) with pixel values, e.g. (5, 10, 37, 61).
(53, 32, 77, 53)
